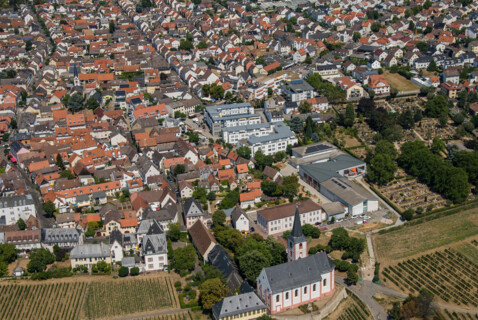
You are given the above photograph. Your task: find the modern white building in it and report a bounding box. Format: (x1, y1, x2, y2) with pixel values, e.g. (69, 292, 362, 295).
(299, 154, 378, 215)
(238, 122, 298, 157)
(205, 103, 262, 136)
(256, 199, 323, 235)
(281, 80, 315, 103)
(0, 194, 36, 226)
(222, 122, 275, 145)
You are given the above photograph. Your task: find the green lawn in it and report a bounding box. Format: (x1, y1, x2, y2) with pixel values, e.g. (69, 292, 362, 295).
(373, 208, 478, 262)
(455, 242, 478, 265)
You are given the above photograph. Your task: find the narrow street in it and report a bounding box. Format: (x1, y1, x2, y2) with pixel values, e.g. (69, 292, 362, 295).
(16, 164, 54, 228)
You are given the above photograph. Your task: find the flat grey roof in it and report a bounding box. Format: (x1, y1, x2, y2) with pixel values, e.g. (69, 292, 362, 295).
(222, 122, 272, 133)
(300, 154, 365, 183)
(321, 177, 377, 206)
(247, 122, 295, 144)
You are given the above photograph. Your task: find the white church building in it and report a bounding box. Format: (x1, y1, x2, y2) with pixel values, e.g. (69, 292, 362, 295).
(256, 207, 335, 314)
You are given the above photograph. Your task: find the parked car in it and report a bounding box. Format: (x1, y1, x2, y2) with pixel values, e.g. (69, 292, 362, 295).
(355, 220, 363, 225)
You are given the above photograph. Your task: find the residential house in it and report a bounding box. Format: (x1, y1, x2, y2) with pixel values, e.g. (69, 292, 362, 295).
(183, 198, 205, 229)
(189, 219, 217, 262)
(231, 206, 249, 233)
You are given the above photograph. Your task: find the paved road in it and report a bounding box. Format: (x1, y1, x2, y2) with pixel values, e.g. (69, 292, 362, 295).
(15, 164, 54, 228)
(280, 163, 331, 204)
(111, 308, 190, 320)
(354, 177, 404, 230)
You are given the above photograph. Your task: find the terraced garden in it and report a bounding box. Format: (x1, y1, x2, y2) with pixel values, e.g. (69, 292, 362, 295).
(382, 247, 478, 307)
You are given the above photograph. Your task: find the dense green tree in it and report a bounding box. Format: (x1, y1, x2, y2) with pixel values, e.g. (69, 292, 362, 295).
(173, 164, 185, 176)
(374, 140, 397, 159)
(398, 141, 470, 203)
(388, 302, 401, 320)
(167, 223, 181, 241)
(302, 224, 320, 238)
(42, 200, 56, 217)
(353, 32, 361, 42)
(237, 146, 251, 159)
(179, 39, 194, 51)
(60, 170, 75, 180)
(27, 248, 55, 273)
(68, 93, 84, 112)
(299, 101, 312, 114)
(118, 267, 129, 277)
(219, 189, 239, 209)
(130, 267, 140, 276)
(0, 262, 7, 277)
(367, 154, 397, 185)
(254, 150, 274, 171)
(289, 116, 304, 133)
(344, 104, 355, 127)
(109, 20, 115, 33)
(453, 151, 478, 185)
(424, 95, 449, 118)
(85, 97, 100, 110)
(238, 250, 270, 282)
(214, 226, 245, 251)
(16, 218, 26, 230)
(430, 137, 445, 154)
(212, 210, 226, 226)
(25, 40, 32, 51)
(171, 245, 196, 275)
(346, 268, 359, 284)
(196, 41, 208, 49)
(55, 153, 65, 171)
(427, 59, 437, 72)
(0, 244, 17, 264)
(200, 278, 228, 310)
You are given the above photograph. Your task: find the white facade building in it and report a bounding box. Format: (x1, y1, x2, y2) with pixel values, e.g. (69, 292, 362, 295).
(0, 194, 36, 226)
(256, 199, 324, 235)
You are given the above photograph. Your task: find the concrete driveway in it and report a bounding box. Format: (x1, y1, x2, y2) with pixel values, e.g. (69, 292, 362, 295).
(280, 163, 331, 205)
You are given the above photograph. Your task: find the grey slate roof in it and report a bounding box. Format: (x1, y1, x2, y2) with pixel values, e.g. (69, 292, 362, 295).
(183, 198, 204, 218)
(41, 228, 82, 245)
(212, 292, 266, 319)
(70, 243, 111, 259)
(142, 233, 167, 255)
(287, 206, 307, 245)
(0, 194, 34, 209)
(209, 245, 243, 294)
(261, 252, 334, 294)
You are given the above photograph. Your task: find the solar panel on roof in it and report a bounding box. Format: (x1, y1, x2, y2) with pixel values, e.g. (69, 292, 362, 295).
(305, 144, 332, 154)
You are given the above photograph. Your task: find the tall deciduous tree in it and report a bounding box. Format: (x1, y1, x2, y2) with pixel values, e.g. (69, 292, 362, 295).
(200, 278, 228, 310)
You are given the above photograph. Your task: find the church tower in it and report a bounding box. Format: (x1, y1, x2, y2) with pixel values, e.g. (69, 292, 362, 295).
(73, 62, 80, 87)
(287, 204, 307, 262)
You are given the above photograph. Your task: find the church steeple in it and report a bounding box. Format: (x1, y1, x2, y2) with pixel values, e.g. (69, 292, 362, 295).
(287, 204, 307, 262)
